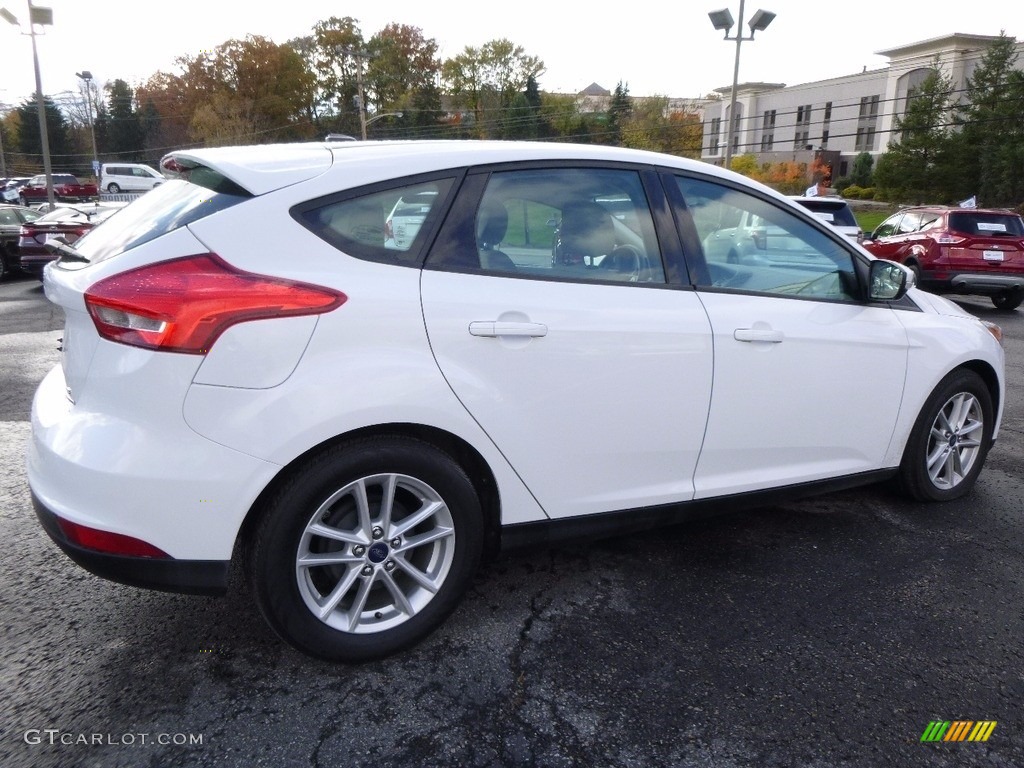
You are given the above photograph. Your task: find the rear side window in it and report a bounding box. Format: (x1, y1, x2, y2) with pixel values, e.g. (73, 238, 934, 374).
(948, 212, 1024, 237)
(294, 178, 455, 265)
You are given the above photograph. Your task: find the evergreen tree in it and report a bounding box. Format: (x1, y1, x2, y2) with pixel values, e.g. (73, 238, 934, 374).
(105, 79, 145, 161)
(950, 32, 1024, 206)
(850, 152, 874, 187)
(607, 81, 632, 146)
(16, 97, 71, 171)
(874, 63, 955, 203)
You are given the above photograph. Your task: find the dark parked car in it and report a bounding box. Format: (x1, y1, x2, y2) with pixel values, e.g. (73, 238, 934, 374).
(863, 206, 1024, 310)
(0, 204, 43, 280)
(18, 203, 126, 278)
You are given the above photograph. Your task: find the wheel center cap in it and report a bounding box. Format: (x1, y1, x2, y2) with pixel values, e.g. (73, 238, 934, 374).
(368, 542, 389, 563)
(948, 432, 959, 448)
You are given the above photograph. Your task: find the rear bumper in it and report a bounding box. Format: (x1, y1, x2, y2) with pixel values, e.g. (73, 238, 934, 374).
(33, 495, 229, 595)
(948, 273, 1024, 293)
(921, 271, 1024, 296)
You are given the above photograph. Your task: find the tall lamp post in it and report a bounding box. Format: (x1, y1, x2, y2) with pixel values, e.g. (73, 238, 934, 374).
(2, 1, 55, 207)
(708, 1, 775, 169)
(76, 70, 99, 182)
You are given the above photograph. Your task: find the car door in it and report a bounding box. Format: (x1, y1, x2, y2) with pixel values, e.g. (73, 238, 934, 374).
(421, 166, 714, 520)
(669, 174, 909, 498)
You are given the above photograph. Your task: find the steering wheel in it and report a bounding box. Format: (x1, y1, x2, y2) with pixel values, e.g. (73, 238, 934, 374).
(602, 245, 650, 282)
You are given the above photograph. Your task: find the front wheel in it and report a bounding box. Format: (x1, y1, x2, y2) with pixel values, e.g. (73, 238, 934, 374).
(898, 369, 993, 502)
(249, 436, 484, 662)
(992, 292, 1022, 311)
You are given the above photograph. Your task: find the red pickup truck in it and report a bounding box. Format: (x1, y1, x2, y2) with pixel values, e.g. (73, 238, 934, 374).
(18, 173, 98, 205)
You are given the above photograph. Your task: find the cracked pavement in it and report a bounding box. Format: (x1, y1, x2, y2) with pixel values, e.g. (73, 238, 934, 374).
(1, 275, 1022, 767)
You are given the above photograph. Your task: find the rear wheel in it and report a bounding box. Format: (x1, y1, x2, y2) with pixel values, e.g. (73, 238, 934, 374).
(898, 369, 993, 502)
(250, 436, 483, 662)
(107, 183, 121, 193)
(991, 292, 1022, 311)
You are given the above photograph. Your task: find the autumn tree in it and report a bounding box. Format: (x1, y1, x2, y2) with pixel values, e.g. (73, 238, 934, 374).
(364, 24, 442, 136)
(442, 39, 544, 137)
(307, 16, 366, 137)
(140, 36, 316, 148)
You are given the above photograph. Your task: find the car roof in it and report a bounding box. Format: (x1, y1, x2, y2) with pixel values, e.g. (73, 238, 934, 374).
(789, 196, 851, 206)
(165, 140, 742, 197)
(897, 205, 1020, 215)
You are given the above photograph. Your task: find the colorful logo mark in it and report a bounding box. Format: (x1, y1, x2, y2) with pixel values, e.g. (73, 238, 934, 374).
(921, 721, 997, 743)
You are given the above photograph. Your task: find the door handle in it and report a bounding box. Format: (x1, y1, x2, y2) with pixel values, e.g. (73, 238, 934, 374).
(734, 328, 784, 343)
(469, 321, 548, 338)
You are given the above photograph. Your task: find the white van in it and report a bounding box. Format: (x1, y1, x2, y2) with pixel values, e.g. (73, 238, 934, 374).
(99, 163, 164, 193)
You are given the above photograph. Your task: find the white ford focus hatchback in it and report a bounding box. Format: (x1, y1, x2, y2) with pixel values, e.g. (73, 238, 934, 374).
(28, 141, 1005, 662)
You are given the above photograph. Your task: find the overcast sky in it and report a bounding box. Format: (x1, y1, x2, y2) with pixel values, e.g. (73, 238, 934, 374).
(3, 0, 1024, 110)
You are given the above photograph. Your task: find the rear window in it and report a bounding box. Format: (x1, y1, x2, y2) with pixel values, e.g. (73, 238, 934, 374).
(67, 174, 251, 265)
(948, 212, 1024, 237)
(795, 199, 857, 227)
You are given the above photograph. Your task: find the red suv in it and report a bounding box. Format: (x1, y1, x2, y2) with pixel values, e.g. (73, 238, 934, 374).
(863, 206, 1024, 310)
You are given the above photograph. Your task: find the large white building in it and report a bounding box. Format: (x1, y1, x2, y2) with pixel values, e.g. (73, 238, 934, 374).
(701, 34, 1024, 180)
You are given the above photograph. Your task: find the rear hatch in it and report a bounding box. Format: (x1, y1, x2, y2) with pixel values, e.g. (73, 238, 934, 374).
(44, 145, 336, 404)
(943, 210, 1024, 272)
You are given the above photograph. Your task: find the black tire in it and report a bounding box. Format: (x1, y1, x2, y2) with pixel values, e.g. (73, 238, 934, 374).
(906, 262, 922, 288)
(249, 436, 483, 662)
(107, 183, 120, 193)
(991, 292, 1022, 311)
(898, 369, 993, 502)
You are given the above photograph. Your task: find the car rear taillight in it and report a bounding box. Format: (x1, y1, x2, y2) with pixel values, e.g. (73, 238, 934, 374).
(84, 253, 346, 354)
(936, 233, 967, 244)
(57, 518, 170, 558)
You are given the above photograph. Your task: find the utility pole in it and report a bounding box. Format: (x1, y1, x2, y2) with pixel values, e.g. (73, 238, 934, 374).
(339, 47, 371, 140)
(76, 70, 99, 183)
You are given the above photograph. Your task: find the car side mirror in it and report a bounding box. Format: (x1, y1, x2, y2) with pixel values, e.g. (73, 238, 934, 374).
(869, 259, 910, 301)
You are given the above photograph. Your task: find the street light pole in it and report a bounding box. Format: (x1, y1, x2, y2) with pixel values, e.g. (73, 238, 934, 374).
(76, 70, 99, 181)
(2, 1, 55, 207)
(708, 1, 775, 170)
(364, 111, 403, 136)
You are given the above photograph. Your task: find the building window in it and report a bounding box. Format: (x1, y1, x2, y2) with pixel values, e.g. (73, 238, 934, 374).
(710, 117, 721, 155)
(856, 94, 880, 151)
(761, 110, 776, 151)
(793, 104, 812, 149)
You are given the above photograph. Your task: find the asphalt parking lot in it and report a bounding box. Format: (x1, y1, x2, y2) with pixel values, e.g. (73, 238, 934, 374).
(1, 272, 1022, 768)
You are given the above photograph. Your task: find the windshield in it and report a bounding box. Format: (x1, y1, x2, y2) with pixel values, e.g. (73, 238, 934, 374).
(72, 177, 251, 264)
